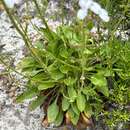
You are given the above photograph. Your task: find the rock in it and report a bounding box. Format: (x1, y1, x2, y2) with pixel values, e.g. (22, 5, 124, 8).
(9, 86, 17, 92)
(8, 91, 15, 97)
(0, 7, 44, 130)
(31, 113, 40, 119)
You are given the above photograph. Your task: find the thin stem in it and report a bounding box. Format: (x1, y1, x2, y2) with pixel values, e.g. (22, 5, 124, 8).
(0, 71, 11, 76)
(32, 0, 53, 39)
(46, 50, 81, 71)
(13, 15, 35, 50)
(0, 57, 28, 78)
(1, 0, 48, 72)
(1, 0, 30, 48)
(110, 1, 129, 40)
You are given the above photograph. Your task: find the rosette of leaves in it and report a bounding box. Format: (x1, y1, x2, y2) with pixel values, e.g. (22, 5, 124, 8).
(2, 0, 130, 128)
(16, 24, 113, 128)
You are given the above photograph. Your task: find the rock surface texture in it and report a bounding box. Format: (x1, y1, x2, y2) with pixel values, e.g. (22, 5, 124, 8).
(0, 10, 45, 130)
(0, 0, 63, 129)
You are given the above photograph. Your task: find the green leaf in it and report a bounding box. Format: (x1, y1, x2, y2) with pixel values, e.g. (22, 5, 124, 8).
(91, 74, 109, 97)
(71, 113, 79, 125)
(90, 74, 107, 87)
(34, 41, 45, 50)
(83, 87, 97, 96)
(62, 97, 70, 111)
(47, 101, 59, 123)
(64, 77, 76, 86)
(39, 28, 55, 41)
(47, 38, 63, 57)
(51, 70, 64, 80)
(67, 86, 77, 102)
(22, 69, 42, 77)
(38, 81, 55, 90)
(68, 108, 79, 125)
(104, 69, 114, 77)
(87, 21, 94, 30)
(59, 65, 70, 74)
(47, 61, 58, 71)
(48, 64, 64, 80)
(98, 69, 114, 77)
(96, 85, 109, 97)
(29, 96, 45, 111)
(82, 87, 97, 100)
(16, 88, 38, 103)
(18, 56, 37, 70)
(76, 92, 86, 112)
(83, 49, 92, 55)
(54, 110, 63, 126)
(59, 48, 69, 58)
(71, 102, 80, 115)
(84, 103, 93, 118)
(31, 72, 50, 82)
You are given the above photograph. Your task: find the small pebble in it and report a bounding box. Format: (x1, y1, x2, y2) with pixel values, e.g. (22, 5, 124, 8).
(10, 87, 17, 92)
(8, 92, 15, 98)
(0, 105, 3, 112)
(31, 114, 40, 119)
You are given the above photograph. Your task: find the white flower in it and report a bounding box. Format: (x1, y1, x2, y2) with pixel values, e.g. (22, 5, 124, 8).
(89, 2, 101, 15)
(77, 0, 110, 22)
(99, 9, 110, 22)
(4, 0, 15, 8)
(77, 9, 88, 20)
(79, 0, 92, 10)
(4, 0, 22, 8)
(79, 0, 87, 9)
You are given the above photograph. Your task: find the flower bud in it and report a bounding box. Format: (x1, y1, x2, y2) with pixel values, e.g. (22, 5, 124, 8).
(77, 9, 88, 20)
(99, 9, 110, 22)
(89, 2, 101, 15)
(4, 0, 15, 8)
(79, 0, 93, 10)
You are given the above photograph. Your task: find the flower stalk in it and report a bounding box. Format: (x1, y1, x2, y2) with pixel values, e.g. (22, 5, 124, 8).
(1, 0, 48, 72)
